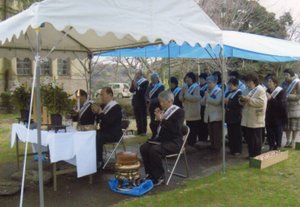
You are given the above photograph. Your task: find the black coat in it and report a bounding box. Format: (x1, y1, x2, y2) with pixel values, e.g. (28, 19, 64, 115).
(145, 83, 165, 111)
(130, 79, 149, 107)
(72, 102, 96, 125)
(96, 104, 123, 138)
(225, 90, 243, 124)
(171, 88, 183, 108)
(266, 89, 288, 126)
(156, 108, 185, 145)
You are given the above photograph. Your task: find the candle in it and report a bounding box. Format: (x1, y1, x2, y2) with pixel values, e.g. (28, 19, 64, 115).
(77, 89, 80, 112)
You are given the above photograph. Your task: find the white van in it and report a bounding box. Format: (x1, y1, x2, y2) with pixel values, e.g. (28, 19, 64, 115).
(96, 83, 131, 98)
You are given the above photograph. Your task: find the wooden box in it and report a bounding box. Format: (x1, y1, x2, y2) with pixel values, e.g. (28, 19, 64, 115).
(249, 150, 288, 169)
(295, 142, 300, 150)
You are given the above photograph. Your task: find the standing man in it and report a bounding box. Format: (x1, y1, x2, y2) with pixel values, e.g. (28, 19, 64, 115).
(168, 77, 182, 108)
(130, 69, 149, 136)
(91, 87, 123, 168)
(145, 73, 165, 139)
(283, 68, 300, 148)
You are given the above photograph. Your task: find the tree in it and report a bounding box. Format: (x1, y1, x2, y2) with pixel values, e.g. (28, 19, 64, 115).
(0, 0, 41, 20)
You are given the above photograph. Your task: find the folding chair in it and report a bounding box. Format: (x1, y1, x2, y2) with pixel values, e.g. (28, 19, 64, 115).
(102, 119, 130, 169)
(164, 125, 190, 185)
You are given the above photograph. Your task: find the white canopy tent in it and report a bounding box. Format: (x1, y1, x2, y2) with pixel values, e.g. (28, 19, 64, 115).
(0, 0, 223, 206)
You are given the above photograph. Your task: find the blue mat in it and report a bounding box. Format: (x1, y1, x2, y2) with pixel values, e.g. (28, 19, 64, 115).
(108, 178, 153, 197)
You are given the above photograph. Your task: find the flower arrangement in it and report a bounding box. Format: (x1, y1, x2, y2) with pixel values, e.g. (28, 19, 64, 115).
(41, 83, 73, 115)
(11, 83, 31, 111)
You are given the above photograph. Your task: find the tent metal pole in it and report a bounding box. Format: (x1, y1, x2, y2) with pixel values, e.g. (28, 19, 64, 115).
(168, 44, 171, 79)
(35, 28, 45, 207)
(221, 47, 226, 173)
(88, 52, 93, 98)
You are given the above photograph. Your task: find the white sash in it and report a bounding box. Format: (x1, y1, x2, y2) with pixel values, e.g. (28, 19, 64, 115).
(136, 77, 147, 90)
(200, 83, 208, 91)
(286, 78, 300, 96)
(172, 87, 181, 97)
(102, 100, 118, 115)
(248, 87, 258, 98)
(227, 89, 241, 99)
(209, 86, 220, 98)
(187, 83, 199, 95)
(271, 86, 283, 99)
(156, 105, 180, 137)
(78, 100, 93, 120)
(149, 83, 162, 98)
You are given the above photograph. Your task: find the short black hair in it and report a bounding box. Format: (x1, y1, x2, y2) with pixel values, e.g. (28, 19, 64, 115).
(229, 71, 240, 79)
(227, 78, 239, 86)
(283, 68, 295, 77)
(199, 73, 208, 80)
(75, 89, 87, 97)
(266, 74, 279, 86)
(169, 76, 178, 85)
(184, 72, 197, 83)
(102, 87, 114, 97)
(245, 72, 259, 86)
(212, 71, 222, 84)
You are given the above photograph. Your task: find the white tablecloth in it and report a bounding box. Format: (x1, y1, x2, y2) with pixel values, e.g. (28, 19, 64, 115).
(11, 123, 96, 177)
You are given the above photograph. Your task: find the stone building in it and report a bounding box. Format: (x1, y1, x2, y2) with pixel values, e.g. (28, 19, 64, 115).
(0, 0, 87, 95)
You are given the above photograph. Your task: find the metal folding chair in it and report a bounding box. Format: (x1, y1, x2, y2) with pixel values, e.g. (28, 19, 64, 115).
(102, 119, 130, 169)
(164, 125, 190, 185)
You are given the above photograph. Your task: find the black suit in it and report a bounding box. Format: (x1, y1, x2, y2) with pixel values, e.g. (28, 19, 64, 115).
(130, 79, 149, 134)
(225, 90, 243, 154)
(140, 108, 184, 180)
(96, 104, 122, 162)
(145, 83, 165, 138)
(171, 88, 183, 108)
(72, 101, 96, 125)
(266, 89, 288, 149)
(199, 83, 208, 141)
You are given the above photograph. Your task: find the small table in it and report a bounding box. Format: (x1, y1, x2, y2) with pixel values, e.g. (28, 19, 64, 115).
(11, 123, 97, 191)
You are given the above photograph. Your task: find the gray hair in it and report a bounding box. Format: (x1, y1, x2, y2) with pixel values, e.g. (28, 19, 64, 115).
(158, 91, 174, 102)
(151, 72, 160, 82)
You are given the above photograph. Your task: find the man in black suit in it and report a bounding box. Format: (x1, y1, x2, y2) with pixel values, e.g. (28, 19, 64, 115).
(73, 89, 96, 125)
(91, 87, 122, 168)
(130, 70, 149, 135)
(168, 77, 182, 108)
(145, 73, 164, 139)
(140, 91, 185, 186)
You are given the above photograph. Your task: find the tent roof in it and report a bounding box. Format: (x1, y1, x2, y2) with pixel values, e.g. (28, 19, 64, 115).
(98, 30, 300, 62)
(0, 0, 222, 60)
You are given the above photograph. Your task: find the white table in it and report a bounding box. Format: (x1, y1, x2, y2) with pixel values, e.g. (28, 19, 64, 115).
(11, 123, 97, 178)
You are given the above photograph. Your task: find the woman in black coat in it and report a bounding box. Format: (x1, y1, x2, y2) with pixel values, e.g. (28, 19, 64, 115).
(225, 78, 243, 155)
(265, 75, 288, 150)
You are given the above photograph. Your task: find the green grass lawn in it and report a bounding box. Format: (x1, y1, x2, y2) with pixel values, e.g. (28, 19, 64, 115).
(0, 113, 22, 163)
(115, 150, 300, 207)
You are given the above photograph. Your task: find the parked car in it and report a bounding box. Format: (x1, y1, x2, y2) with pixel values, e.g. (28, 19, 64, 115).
(95, 83, 131, 98)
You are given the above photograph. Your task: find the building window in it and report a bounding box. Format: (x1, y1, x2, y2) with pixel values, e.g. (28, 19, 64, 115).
(57, 59, 70, 76)
(40, 59, 52, 76)
(17, 58, 32, 75)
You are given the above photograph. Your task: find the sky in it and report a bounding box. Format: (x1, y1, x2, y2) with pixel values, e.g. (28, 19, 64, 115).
(259, 0, 300, 22)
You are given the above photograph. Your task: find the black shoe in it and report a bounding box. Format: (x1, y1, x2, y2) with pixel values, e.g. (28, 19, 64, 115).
(153, 176, 165, 187)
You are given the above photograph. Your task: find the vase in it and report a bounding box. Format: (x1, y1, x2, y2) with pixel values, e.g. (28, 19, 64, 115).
(50, 114, 62, 126)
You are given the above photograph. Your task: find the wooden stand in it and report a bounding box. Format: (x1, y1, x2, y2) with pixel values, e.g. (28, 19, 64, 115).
(249, 150, 289, 169)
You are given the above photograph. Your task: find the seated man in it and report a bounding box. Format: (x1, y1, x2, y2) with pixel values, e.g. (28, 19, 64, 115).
(140, 91, 185, 186)
(91, 87, 122, 168)
(72, 89, 96, 125)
